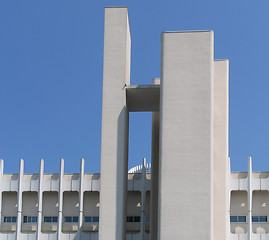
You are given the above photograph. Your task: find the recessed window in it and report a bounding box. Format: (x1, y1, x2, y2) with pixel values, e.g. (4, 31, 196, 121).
(23, 216, 37, 223)
(44, 216, 58, 223)
(84, 216, 99, 223)
(126, 216, 141, 222)
(238, 216, 246, 222)
(252, 216, 267, 223)
(3, 216, 17, 223)
(230, 216, 246, 223)
(64, 216, 78, 223)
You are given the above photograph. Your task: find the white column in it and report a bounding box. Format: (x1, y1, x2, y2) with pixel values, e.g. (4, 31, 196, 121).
(159, 31, 214, 240)
(57, 159, 64, 240)
(140, 158, 146, 240)
(99, 7, 131, 240)
(0, 159, 4, 224)
(213, 60, 229, 240)
(78, 158, 85, 239)
(150, 79, 160, 240)
(248, 156, 252, 240)
(16, 159, 24, 239)
(228, 157, 231, 236)
(37, 159, 44, 240)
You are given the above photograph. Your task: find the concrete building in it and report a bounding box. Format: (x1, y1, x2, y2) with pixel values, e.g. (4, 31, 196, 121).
(0, 6, 267, 240)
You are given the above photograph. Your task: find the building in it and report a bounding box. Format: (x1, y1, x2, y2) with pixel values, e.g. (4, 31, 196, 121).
(0, 6, 266, 240)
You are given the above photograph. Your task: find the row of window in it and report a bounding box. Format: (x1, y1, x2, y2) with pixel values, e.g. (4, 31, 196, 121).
(2, 216, 99, 224)
(126, 216, 150, 223)
(230, 216, 268, 223)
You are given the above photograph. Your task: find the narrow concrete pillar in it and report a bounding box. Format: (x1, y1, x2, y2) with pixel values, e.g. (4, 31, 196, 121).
(150, 108, 160, 240)
(57, 158, 64, 240)
(159, 31, 214, 240)
(99, 7, 131, 240)
(37, 159, 44, 240)
(140, 158, 147, 240)
(16, 159, 24, 239)
(213, 60, 229, 240)
(248, 157, 252, 240)
(78, 158, 85, 239)
(0, 159, 4, 223)
(228, 157, 231, 236)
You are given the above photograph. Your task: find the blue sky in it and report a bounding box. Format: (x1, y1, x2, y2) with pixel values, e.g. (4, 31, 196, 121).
(0, 0, 269, 174)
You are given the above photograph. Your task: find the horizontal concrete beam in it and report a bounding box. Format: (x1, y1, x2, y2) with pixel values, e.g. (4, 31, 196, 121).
(126, 84, 160, 112)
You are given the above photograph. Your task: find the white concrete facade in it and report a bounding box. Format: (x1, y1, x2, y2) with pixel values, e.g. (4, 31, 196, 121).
(3, 6, 268, 240)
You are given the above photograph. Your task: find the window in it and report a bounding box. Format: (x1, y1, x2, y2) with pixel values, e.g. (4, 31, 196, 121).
(146, 216, 150, 223)
(126, 216, 140, 223)
(84, 216, 99, 223)
(230, 216, 246, 223)
(23, 216, 37, 223)
(64, 216, 78, 223)
(252, 216, 267, 223)
(3, 216, 17, 223)
(44, 216, 58, 223)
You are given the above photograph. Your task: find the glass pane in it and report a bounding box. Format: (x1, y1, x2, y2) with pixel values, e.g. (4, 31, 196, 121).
(52, 217, 58, 223)
(3, 217, 7, 223)
(146, 216, 150, 223)
(44, 217, 52, 223)
(7, 217, 11, 223)
(252, 216, 259, 222)
(134, 216, 140, 222)
(85, 216, 91, 222)
(65, 217, 72, 223)
(28, 216, 32, 223)
(238, 216, 246, 222)
(23, 216, 28, 223)
(92, 216, 99, 222)
(230, 216, 237, 222)
(12, 217, 17, 223)
(260, 216, 267, 222)
(126, 216, 133, 222)
(32, 217, 37, 223)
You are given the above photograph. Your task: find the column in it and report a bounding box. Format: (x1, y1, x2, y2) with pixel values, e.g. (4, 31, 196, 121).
(57, 158, 64, 240)
(0, 159, 4, 224)
(159, 31, 214, 240)
(99, 7, 131, 240)
(150, 87, 160, 240)
(16, 159, 24, 239)
(78, 158, 85, 239)
(213, 60, 229, 240)
(140, 158, 146, 240)
(37, 159, 44, 240)
(248, 156, 252, 240)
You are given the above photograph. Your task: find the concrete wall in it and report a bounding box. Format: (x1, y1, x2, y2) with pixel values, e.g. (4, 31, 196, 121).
(63, 191, 79, 216)
(230, 190, 247, 234)
(2, 191, 17, 216)
(42, 191, 58, 216)
(22, 191, 38, 216)
(127, 191, 141, 216)
(159, 31, 214, 240)
(99, 7, 131, 240)
(83, 191, 99, 216)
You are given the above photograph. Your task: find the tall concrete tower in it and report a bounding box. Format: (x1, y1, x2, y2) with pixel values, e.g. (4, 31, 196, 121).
(99, 7, 229, 240)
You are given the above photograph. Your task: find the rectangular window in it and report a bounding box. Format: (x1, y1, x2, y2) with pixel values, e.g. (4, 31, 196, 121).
(3, 216, 17, 223)
(259, 216, 267, 222)
(146, 216, 150, 223)
(52, 216, 58, 223)
(23, 216, 37, 223)
(92, 216, 99, 222)
(252, 216, 259, 222)
(65, 216, 79, 223)
(238, 216, 246, 223)
(230, 216, 237, 222)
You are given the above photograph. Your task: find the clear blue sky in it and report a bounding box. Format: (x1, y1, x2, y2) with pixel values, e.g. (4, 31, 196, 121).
(0, 0, 269, 174)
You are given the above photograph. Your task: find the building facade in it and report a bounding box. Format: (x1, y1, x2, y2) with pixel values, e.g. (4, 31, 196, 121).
(0, 6, 266, 240)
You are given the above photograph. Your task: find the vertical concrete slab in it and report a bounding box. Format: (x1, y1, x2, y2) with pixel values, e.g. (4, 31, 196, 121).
(159, 31, 214, 240)
(99, 7, 131, 240)
(213, 60, 229, 240)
